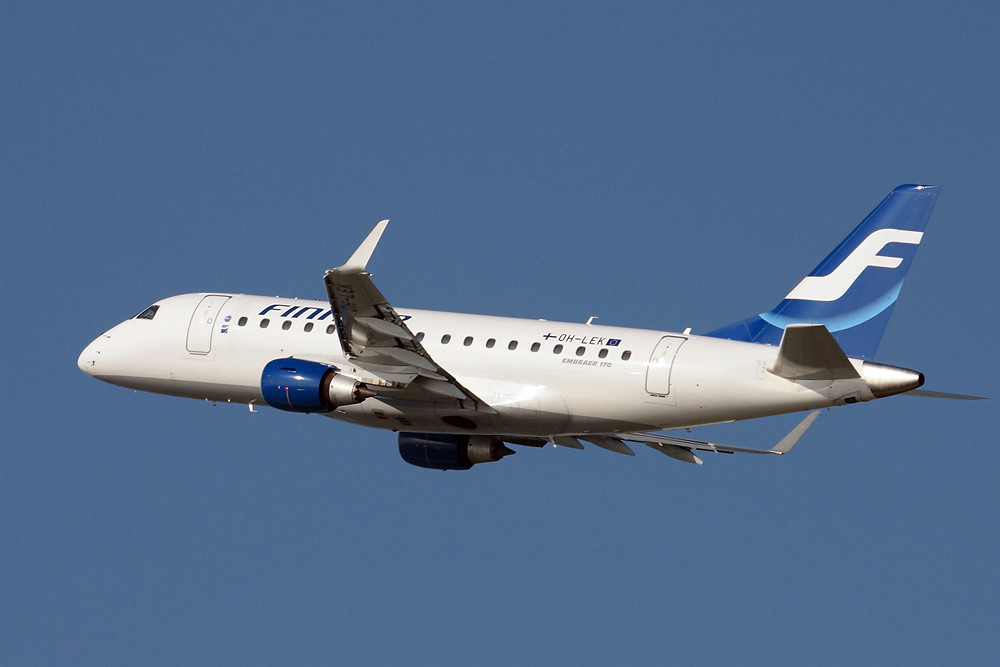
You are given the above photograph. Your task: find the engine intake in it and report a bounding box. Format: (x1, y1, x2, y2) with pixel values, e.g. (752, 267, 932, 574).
(261, 358, 375, 412)
(398, 432, 515, 470)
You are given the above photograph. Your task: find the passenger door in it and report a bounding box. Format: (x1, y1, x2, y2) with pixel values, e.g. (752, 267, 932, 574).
(186, 295, 231, 354)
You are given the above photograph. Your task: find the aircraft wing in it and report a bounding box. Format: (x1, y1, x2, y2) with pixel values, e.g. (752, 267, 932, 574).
(323, 221, 496, 414)
(548, 411, 821, 465)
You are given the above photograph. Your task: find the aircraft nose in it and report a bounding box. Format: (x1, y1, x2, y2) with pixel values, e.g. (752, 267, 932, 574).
(78, 334, 108, 376)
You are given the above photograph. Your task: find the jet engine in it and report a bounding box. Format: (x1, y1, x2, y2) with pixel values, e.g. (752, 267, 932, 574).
(261, 358, 375, 412)
(398, 432, 515, 470)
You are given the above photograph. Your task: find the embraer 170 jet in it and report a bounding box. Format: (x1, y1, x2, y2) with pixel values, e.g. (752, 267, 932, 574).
(79, 185, 976, 470)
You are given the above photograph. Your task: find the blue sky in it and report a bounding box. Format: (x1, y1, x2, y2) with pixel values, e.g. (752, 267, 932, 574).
(3, 2, 998, 664)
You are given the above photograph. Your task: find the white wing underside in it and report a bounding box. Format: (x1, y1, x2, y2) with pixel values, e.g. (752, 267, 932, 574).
(553, 410, 821, 465)
(322, 221, 496, 414)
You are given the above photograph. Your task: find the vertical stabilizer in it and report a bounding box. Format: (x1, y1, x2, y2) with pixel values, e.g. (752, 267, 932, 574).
(705, 185, 939, 360)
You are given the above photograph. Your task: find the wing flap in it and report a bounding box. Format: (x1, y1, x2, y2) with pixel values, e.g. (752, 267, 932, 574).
(614, 410, 822, 463)
(646, 443, 704, 465)
(414, 377, 470, 400)
(365, 346, 439, 372)
(324, 222, 496, 414)
(580, 435, 636, 456)
(550, 435, 585, 450)
(354, 316, 414, 340)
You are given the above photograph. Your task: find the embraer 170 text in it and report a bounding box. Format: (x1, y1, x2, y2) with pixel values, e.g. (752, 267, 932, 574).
(79, 185, 979, 470)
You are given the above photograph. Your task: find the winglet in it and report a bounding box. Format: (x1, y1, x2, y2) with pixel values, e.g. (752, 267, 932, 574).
(339, 220, 389, 273)
(770, 410, 821, 454)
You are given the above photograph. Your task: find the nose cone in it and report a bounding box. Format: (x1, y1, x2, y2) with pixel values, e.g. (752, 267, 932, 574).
(78, 335, 106, 377)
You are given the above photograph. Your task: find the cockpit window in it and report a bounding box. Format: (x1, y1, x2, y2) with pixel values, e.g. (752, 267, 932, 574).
(135, 305, 159, 320)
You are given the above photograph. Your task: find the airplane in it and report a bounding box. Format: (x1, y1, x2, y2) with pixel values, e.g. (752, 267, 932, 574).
(78, 184, 979, 470)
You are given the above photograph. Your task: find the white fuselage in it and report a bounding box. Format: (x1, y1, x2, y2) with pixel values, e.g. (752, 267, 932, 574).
(79, 292, 877, 436)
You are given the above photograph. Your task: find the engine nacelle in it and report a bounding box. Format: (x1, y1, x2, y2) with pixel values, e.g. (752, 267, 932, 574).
(398, 432, 515, 470)
(261, 358, 375, 412)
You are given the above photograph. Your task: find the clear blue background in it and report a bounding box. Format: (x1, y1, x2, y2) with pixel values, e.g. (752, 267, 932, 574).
(3, 2, 997, 664)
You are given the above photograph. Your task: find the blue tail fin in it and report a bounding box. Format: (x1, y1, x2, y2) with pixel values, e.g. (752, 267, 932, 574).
(705, 184, 940, 360)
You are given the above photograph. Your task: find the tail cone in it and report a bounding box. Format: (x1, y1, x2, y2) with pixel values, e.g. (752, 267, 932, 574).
(861, 362, 924, 398)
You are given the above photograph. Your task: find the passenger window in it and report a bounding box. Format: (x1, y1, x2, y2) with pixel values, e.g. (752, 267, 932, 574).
(135, 305, 159, 320)
(553, 344, 563, 354)
(238, 316, 248, 327)
(304, 322, 314, 332)
(486, 338, 496, 348)
(598, 348, 608, 359)
(441, 334, 452, 344)
(415, 332, 425, 342)
(622, 350, 632, 361)
(576, 346, 585, 356)
(326, 325, 335, 334)
(530, 342, 540, 352)
(464, 336, 474, 346)
(282, 320, 292, 330)
(508, 340, 518, 351)
(260, 319, 270, 329)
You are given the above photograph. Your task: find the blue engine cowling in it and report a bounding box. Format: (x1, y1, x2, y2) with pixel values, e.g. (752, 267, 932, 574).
(398, 432, 515, 470)
(261, 358, 374, 412)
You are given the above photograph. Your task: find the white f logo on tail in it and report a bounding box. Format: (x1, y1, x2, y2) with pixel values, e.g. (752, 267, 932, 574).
(785, 228, 924, 302)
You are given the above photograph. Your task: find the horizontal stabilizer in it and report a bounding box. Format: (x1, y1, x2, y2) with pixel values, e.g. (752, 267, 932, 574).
(905, 389, 988, 400)
(769, 324, 860, 381)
